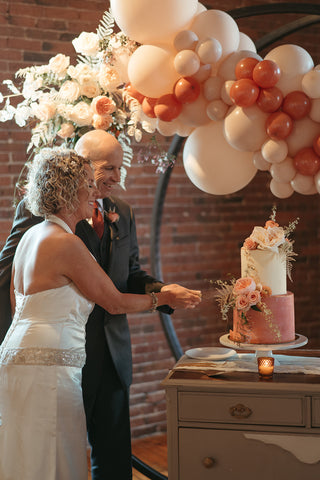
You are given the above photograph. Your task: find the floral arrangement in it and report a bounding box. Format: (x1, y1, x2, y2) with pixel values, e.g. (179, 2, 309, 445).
(0, 9, 160, 190)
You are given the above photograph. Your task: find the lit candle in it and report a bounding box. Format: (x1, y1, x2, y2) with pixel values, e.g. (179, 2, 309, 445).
(257, 356, 274, 378)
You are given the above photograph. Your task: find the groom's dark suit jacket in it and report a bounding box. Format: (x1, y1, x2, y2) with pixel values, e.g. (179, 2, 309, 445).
(0, 197, 170, 392)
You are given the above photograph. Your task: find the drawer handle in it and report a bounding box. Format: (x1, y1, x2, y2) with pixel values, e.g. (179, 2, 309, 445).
(202, 457, 215, 469)
(229, 403, 252, 419)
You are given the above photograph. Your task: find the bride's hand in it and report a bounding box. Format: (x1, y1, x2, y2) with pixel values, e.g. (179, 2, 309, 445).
(160, 284, 202, 309)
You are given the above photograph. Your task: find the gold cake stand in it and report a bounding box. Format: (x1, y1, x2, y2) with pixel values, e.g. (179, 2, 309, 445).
(220, 333, 308, 365)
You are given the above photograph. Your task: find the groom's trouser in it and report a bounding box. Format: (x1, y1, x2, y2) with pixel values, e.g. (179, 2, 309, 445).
(83, 343, 132, 480)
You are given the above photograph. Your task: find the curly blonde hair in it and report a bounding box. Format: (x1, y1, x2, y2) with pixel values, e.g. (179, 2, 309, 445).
(26, 147, 91, 216)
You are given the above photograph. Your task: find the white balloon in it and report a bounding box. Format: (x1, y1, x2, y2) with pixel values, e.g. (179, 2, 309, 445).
(261, 139, 288, 164)
(270, 156, 296, 182)
(309, 98, 320, 123)
(178, 92, 210, 127)
(220, 80, 235, 105)
(253, 151, 270, 171)
(206, 99, 228, 121)
(203, 76, 224, 101)
(218, 50, 262, 81)
(286, 117, 320, 157)
(183, 120, 257, 195)
(291, 173, 317, 195)
(110, 0, 198, 44)
(196, 37, 222, 64)
(128, 45, 179, 98)
(174, 50, 200, 76)
(224, 105, 268, 152)
(176, 122, 195, 137)
(238, 32, 257, 53)
(265, 44, 314, 96)
(191, 64, 212, 83)
(301, 68, 320, 99)
(156, 119, 179, 137)
(174, 30, 199, 51)
(270, 179, 294, 198)
(196, 2, 207, 14)
(190, 10, 240, 61)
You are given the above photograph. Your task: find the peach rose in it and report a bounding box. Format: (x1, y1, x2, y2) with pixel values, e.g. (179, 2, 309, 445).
(247, 290, 261, 306)
(233, 277, 256, 295)
(243, 237, 257, 250)
(91, 96, 116, 116)
(92, 113, 113, 130)
(235, 294, 250, 311)
(265, 220, 279, 229)
(32, 101, 56, 122)
(57, 123, 75, 139)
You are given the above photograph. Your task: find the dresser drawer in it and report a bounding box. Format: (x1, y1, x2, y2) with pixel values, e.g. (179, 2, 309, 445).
(178, 392, 305, 426)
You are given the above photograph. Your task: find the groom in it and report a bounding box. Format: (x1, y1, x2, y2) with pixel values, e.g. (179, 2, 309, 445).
(0, 129, 187, 480)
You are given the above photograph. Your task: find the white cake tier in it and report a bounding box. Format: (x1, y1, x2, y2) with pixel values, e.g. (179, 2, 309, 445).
(241, 247, 286, 295)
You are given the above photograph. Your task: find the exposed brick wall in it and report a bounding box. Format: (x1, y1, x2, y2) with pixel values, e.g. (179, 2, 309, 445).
(0, 1, 320, 439)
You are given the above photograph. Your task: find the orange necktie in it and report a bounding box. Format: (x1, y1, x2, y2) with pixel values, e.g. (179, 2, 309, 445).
(92, 201, 104, 239)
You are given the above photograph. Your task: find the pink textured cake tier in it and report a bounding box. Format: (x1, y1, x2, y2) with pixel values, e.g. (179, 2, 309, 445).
(230, 292, 295, 345)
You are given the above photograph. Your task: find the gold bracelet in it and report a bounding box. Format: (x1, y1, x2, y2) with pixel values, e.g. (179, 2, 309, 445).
(148, 292, 158, 312)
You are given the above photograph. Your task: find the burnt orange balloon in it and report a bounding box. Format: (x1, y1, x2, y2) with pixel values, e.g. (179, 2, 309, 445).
(174, 76, 200, 104)
(313, 134, 320, 157)
(282, 90, 311, 120)
(235, 57, 260, 80)
(142, 97, 158, 118)
(125, 83, 145, 104)
(253, 59, 281, 88)
(229, 78, 260, 108)
(256, 86, 283, 113)
(154, 94, 182, 121)
(294, 147, 320, 176)
(266, 111, 293, 140)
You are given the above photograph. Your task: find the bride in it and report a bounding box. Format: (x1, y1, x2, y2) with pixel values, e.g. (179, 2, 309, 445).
(0, 148, 201, 480)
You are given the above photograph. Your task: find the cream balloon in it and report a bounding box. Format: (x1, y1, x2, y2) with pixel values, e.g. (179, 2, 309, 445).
(203, 76, 224, 101)
(128, 45, 179, 98)
(110, 0, 198, 45)
(224, 105, 269, 152)
(174, 30, 199, 51)
(206, 99, 228, 121)
(174, 50, 200, 76)
(218, 50, 262, 81)
(183, 120, 257, 195)
(196, 38, 222, 64)
(196, 2, 207, 14)
(192, 64, 212, 83)
(270, 156, 296, 182)
(253, 151, 270, 171)
(220, 80, 235, 105)
(270, 179, 294, 198)
(309, 98, 320, 123)
(302, 68, 320, 99)
(176, 121, 195, 137)
(178, 92, 210, 127)
(190, 10, 240, 61)
(286, 117, 320, 157)
(291, 173, 317, 195)
(238, 32, 257, 53)
(315, 170, 320, 194)
(265, 44, 314, 96)
(261, 139, 288, 164)
(156, 119, 179, 137)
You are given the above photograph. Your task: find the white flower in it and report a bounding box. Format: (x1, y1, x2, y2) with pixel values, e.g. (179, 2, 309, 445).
(15, 104, 32, 127)
(57, 123, 75, 139)
(58, 80, 81, 102)
(80, 81, 101, 99)
(66, 101, 93, 126)
(48, 54, 70, 76)
(31, 100, 56, 122)
(250, 226, 285, 251)
(72, 32, 100, 56)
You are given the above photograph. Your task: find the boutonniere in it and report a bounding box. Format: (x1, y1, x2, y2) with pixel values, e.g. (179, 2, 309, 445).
(104, 207, 120, 224)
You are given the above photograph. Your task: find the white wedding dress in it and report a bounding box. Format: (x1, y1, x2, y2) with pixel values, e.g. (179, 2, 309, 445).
(0, 218, 94, 480)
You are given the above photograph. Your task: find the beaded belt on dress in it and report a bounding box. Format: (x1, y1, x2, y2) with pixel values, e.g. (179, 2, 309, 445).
(0, 347, 86, 367)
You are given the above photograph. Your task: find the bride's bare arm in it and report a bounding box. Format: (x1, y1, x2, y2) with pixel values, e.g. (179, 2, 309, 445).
(61, 235, 201, 314)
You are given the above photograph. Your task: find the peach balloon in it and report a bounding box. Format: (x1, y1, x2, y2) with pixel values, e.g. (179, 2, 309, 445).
(174, 50, 200, 76)
(142, 97, 158, 118)
(238, 32, 257, 53)
(190, 9, 240, 61)
(154, 94, 182, 122)
(218, 50, 262, 81)
(265, 44, 314, 96)
(110, 0, 198, 44)
(206, 99, 228, 121)
(224, 105, 268, 152)
(183, 120, 257, 195)
(309, 98, 320, 122)
(253, 151, 270, 171)
(301, 68, 320, 98)
(294, 147, 320, 176)
(229, 78, 260, 108)
(313, 134, 320, 156)
(235, 57, 260, 80)
(196, 38, 222, 64)
(174, 77, 200, 104)
(282, 91, 311, 120)
(291, 173, 317, 195)
(286, 117, 320, 157)
(266, 111, 293, 140)
(128, 45, 179, 98)
(191, 64, 211, 83)
(270, 157, 296, 182)
(256, 86, 283, 113)
(252, 60, 281, 88)
(203, 76, 224, 101)
(261, 139, 288, 164)
(174, 30, 199, 51)
(178, 92, 210, 127)
(270, 179, 294, 198)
